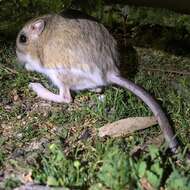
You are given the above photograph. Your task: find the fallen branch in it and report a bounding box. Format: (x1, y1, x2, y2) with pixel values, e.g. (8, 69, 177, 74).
(99, 116, 157, 138)
(141, 67, 190, 76)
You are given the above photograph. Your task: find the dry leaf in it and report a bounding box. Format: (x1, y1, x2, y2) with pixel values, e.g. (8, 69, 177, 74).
(140, 177, 154, 190)
(10, 89, 20, 101)
(22, 171, 33, 183)
(99, 116, 157, 137)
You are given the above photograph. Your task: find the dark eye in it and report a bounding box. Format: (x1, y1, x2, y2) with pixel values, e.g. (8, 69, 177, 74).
(19, 34, 27, 43)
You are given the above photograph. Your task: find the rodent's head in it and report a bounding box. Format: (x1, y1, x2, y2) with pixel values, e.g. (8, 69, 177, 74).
(16, 19, 45, 63)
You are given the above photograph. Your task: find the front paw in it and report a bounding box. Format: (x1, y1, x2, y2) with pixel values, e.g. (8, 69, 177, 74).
(29, 82, 43, 95)
(25, 63, 34, 71)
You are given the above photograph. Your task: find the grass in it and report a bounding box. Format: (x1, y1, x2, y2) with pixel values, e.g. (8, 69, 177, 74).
(1, 25, 190, 189)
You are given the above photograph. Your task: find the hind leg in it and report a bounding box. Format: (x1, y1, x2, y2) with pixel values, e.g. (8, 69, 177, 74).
(29, 82, 72, 103)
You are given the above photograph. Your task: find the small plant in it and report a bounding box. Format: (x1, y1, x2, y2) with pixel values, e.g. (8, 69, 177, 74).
(98, 147, 129, 190)
(3, 177, 21, 190)
(134, 146, 164, 189)
(166, 170, 190, 190)
(33, 143, 88, 187)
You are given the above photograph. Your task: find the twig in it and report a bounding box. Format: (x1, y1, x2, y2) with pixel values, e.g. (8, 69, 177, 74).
(0, 65, 39, 80)
(141, 67, 190, 76)
(0, 65, 18, 74)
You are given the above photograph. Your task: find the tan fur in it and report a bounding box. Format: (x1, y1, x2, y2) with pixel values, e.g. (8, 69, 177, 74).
(16, 14, 119, 74)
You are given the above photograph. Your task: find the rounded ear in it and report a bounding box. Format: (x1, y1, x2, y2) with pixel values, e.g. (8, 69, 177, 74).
(29, 19, 45, 36)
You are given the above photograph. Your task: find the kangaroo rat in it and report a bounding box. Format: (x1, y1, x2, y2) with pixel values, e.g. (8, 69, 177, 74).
(16, 10, 179, 152)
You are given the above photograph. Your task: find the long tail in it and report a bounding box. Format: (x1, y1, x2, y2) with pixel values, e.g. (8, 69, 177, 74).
(108, 73, 179, 152)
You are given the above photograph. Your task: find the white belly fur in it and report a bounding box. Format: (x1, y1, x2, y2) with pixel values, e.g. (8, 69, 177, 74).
(16, 52, 106, 90)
